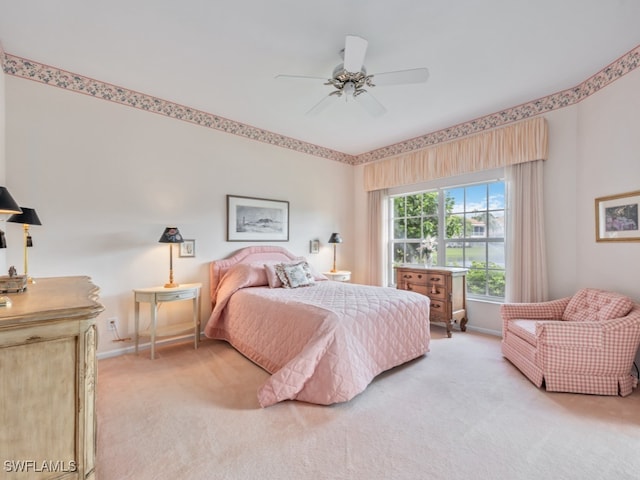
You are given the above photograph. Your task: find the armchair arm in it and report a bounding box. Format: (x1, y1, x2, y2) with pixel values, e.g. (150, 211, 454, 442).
(536, 313, 640, 349)
(501, 297, 571, 321)
(536, 321, 604, 349)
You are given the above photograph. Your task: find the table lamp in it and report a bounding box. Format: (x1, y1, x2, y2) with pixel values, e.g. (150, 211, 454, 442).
(328, 232, 343, 272)
(0, 187, 22, 215)
(158, 227, 183, 288)
(7, 207, 42, 284)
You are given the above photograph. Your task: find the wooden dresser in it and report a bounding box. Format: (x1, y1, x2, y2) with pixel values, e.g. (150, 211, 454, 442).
(0, 276, 103, 479)
(395, 266, 468, 338)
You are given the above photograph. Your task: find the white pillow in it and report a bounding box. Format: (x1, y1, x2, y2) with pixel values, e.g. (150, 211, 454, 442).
(266, 261, 316, 288)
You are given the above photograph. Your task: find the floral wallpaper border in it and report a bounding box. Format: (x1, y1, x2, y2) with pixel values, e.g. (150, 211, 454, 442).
(2, 45, 639, 166)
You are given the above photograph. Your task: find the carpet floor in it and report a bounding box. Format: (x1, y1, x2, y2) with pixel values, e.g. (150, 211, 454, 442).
(96, 327, 640, 480)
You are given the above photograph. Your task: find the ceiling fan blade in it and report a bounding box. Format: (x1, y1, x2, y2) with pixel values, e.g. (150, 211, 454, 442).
(370, 68, 430, 86)
(275, 74, 328, 81)
(354, 90, 387, 117)
(306, 94, 339, 116)
(343, 35, 368, 72)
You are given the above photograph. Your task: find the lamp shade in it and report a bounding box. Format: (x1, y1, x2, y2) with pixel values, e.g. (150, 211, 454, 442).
(158, 227, 184, 243)
(0, 187, 22, 215)
(7, 207, 42, 226)
(328, 233, 343, 244)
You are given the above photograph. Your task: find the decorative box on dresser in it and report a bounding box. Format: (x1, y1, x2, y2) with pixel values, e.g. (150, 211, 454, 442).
(0, 276, 103, 480)
(395, 266, 468, 338)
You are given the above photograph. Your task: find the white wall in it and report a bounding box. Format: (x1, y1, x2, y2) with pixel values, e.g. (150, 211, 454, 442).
(576, 68, 640, 296)
(4, 77, 355, 356)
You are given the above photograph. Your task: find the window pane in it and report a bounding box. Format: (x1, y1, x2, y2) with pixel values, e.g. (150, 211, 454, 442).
(394, 219, 406, 239)
(444, 242, 463, 267)
(466, 267, 487, 295)
(406, 243, 420, 264)
(488, 211, 504, 237)
(488, 269, 506, 297)
(465, 242, 486, 268)
(422, 192, 438, 215)
(466, 213, 487, 238)
(489, 182, 505, 209)
(465, 184, 487, 211)
(422, 217, 438, 238)
(393, 242, 405, 264)
(446, 213, 465, 239)
(447, 188, 464, 213)
(406, 218, 421, 238)
(406, 194, 422, 216)
(393, 197, 405, 217)
(488, 241, 505, 267)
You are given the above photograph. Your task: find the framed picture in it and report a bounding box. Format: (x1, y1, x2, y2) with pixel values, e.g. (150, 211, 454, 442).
(179, 239, 196, 257)
(595, 190, 640, 242)
(227, 195, 289, 242)
(310, 239, 320, 254)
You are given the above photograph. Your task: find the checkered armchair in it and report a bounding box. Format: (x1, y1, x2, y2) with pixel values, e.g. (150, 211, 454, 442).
(501, 288, 640, 396)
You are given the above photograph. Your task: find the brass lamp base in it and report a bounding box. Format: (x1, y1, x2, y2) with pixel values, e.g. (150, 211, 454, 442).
(164, 282, 179, 288)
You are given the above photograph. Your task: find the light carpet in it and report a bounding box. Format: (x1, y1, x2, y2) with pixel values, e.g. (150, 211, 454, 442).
(96, 327, 640, 480)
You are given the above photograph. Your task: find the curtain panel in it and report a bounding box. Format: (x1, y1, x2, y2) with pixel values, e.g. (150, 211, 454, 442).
(363, 117, 548, 192)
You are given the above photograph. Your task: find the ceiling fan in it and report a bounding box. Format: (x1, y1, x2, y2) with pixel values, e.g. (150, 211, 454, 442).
(276, 35, 429, 116)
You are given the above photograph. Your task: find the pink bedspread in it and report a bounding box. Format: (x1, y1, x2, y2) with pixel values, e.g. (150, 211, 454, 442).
(204, 264, 431, 407)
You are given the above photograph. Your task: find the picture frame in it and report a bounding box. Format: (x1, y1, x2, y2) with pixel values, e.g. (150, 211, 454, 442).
(179, 239, 196, 257)
(227, 195, 289, 242)
(310, 239, 320, 254)
(595, 190, 640, 242)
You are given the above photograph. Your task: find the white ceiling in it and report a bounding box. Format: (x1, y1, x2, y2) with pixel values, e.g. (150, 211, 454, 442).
(1, 0, 639, 157)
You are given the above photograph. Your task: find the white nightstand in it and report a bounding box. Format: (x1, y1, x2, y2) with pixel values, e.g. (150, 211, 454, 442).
(133, 283, 201, 359)
(323, 270, 351, 282)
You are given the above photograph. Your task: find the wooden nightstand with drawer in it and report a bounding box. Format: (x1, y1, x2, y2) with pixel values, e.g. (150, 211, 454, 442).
(395, 266, 468, 338)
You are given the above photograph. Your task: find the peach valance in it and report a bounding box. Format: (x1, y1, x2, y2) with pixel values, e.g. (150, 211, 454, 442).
(363, 117, 548, 191)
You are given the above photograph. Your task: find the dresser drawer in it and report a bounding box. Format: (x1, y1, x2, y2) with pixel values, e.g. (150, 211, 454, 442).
(398, 271, 428, 286)
(429, 299, 446, 320)
(401, 282, 430, 296)
(424, 273, 445, 287)
(426, 284, 447, 300)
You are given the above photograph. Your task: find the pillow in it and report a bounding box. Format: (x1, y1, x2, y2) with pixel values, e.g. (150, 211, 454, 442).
(562, 288, 633, 322)
(264, 259, 326, 288)
(278, 262, 315, 289)
(222, 263, 269, 288)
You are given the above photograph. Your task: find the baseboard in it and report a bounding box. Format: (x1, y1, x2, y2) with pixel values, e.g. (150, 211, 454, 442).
(97, 333, 201, 360)
(464, 325, 501, 337)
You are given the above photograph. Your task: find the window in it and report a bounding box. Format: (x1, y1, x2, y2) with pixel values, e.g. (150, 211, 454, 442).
(390, 180, 505, 300)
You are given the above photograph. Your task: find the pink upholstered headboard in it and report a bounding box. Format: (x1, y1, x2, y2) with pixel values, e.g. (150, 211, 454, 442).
(210, 246, 302, 298)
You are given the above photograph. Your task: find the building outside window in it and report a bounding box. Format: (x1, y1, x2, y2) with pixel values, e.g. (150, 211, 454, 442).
(389, 180, 505, 300)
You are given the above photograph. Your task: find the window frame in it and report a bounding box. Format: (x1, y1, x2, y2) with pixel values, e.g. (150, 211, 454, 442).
(388, 176, 506, 301)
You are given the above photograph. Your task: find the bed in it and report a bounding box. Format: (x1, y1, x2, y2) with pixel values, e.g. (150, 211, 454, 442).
(204, 246, 431, 407)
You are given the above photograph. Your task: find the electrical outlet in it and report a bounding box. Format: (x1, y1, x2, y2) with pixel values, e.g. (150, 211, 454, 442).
(108, 318, 118, 331)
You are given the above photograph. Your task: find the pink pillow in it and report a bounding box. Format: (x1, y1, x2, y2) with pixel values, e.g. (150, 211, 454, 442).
(223, 263, 269, 287)
(562, 288, 633, 322)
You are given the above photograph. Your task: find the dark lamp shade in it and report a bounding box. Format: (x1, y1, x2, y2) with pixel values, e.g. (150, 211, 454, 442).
(158, 227, 184, 243)
(7, 207, 42, 226)
(328, 233, 343, 244)
(0, 187, 23, 215)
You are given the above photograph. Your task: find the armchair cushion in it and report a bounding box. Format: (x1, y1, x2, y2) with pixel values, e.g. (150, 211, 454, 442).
(562, 288, 633, 322)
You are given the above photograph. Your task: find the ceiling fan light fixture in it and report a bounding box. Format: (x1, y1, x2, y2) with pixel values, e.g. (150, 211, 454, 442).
(278, 34, 429, 116)
(343, 82, 355, 100)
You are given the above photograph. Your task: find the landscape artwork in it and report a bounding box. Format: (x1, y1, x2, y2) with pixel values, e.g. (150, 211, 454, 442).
(227, 195, 289, 241)
(596, 190, 640, 242)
